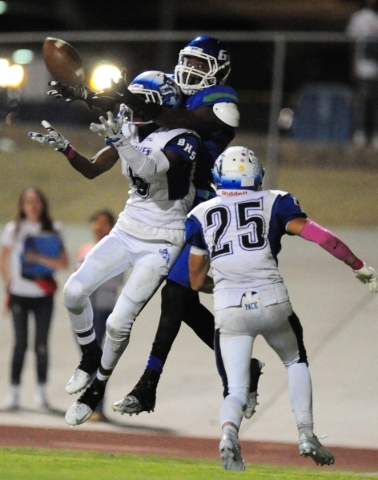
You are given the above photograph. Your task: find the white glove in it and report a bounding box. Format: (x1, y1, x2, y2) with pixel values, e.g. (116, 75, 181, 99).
(89, 104, 129, 142)
(353, 263, 378, 293)
(29, 121, 70, 151)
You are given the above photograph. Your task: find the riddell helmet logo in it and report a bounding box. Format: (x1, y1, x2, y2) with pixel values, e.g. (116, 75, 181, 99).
(220, 190, 249, 196)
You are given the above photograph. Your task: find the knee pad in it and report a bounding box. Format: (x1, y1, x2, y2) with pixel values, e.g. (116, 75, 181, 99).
(63, 277, 86, 311)
(104, 331, 130, 353)
(106, 295, 139, 340)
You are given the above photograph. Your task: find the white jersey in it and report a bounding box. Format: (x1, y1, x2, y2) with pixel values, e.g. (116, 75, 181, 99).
(115, 124, 198, 243)
(186, 189, 307, 310)
(0, 220, 65, 297)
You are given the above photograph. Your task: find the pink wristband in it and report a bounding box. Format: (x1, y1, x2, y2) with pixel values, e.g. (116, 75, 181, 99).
(299, 220, 358, 265)
(62, 145, 76, 160)
(349, 257, 364, 270)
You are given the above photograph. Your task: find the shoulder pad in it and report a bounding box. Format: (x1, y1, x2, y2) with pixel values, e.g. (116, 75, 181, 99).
(213, 102, 240, 127)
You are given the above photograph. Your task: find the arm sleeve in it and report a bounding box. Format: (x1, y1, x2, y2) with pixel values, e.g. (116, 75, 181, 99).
(299, 220, 363, 268)
(115, 137, 169, 177)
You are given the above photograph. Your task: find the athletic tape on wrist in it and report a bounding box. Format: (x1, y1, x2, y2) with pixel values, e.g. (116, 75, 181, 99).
(62, 145, 76, 160)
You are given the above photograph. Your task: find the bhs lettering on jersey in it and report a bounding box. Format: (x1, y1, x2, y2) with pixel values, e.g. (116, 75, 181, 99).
(135, 145, 152, 155)
(244, 302, 258, 311)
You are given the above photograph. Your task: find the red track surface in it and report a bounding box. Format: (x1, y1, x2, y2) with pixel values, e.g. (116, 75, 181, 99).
(1, 425, 377, 473)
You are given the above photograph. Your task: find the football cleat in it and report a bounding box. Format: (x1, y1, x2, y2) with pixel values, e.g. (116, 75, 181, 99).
(112, 393, 155, 415)
(219, 433, 245, 471)
(65, 369, 91, 395)
(65, 402, 93, 426)
(65, 377, 106, 426)
(299, 433, 335, 466)
(65, 342, 102, 394)
(113, 369, 159, 415)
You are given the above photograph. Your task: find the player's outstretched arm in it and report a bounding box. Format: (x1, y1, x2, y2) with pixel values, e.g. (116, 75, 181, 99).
(287, 217, 378, 293)
(29, 121, 118, 179)
(91, 71, 235, 131)
(47, 81, 118, 112)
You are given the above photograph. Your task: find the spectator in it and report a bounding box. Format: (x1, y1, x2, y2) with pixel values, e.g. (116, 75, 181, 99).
(75, 209, 124, 422)
(346, 0, 378, 149)
(0, 187, 68, 411)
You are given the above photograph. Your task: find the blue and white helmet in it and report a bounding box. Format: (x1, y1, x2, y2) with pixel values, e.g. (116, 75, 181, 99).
(213, 146, 265, 191)
(174, 35, 231, 95)
(128, 70, 182, 108)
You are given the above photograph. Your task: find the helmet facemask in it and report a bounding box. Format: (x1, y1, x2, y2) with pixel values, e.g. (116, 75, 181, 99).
(174, 47, 231, 96)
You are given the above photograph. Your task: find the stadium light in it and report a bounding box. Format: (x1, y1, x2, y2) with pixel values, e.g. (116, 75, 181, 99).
(0, 1, 7, 15)
(0, 58, 24, 88)
(12, 49, 34, 65)
(89, 64, 121, 92)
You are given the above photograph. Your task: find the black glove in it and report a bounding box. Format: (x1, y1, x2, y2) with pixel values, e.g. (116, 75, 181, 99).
(47, 81, 95, 108)
(92, 68, 162, 120)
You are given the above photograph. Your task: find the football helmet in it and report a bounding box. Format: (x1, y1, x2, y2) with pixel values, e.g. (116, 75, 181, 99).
(125, 70, 182, 124)
(174, 35, 231, 95)
(213, 146, 265, 191)
(128, 70, 182, 108)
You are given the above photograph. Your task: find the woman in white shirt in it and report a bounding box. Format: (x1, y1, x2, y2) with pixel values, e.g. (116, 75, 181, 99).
(0, 187, 68, 410)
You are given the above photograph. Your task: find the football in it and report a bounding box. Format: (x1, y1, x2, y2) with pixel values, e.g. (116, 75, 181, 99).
(43, 37, 84, 86)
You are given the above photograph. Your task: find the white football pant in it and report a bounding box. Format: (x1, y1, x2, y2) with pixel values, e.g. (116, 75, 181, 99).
(63, 227, 182, 369)
(215, 292, 313, 431)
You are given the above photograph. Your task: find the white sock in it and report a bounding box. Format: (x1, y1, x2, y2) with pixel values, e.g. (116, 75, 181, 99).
(101, 334, 130, 371)
(35, 384, 48, 406)
(287, 362, 313, 434)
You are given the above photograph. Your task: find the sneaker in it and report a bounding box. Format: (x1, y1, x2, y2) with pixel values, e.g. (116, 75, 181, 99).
(65, 377, 106, 426)
(219, 433, 245, 471)
(4, 386, 20, 411)
(245, 359, 264, 419)
(299, 433, 335, 466)
(35, 384, 50, 411)
(65, 341, 102, 395)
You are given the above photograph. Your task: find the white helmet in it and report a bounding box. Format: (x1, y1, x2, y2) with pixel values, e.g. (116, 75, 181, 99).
(126, 70, 182, 124)
(128, 70, 182, 108)
(213, 146, 265, 191)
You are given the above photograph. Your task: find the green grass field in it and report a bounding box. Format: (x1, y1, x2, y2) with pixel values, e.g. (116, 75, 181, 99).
(1, 122, 378, 228)
(0, 447, 375, 480)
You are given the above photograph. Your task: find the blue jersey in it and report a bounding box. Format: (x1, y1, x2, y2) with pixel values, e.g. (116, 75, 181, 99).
(186, 85, 239, 192)
(168, 84, 239, 287)
(186, 189, 307, 310)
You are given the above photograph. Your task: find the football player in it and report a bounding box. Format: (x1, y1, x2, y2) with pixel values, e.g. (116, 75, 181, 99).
(48, 36, 264, 418)
(30, 71, 201, 425)
(186, 145, 377, 470)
